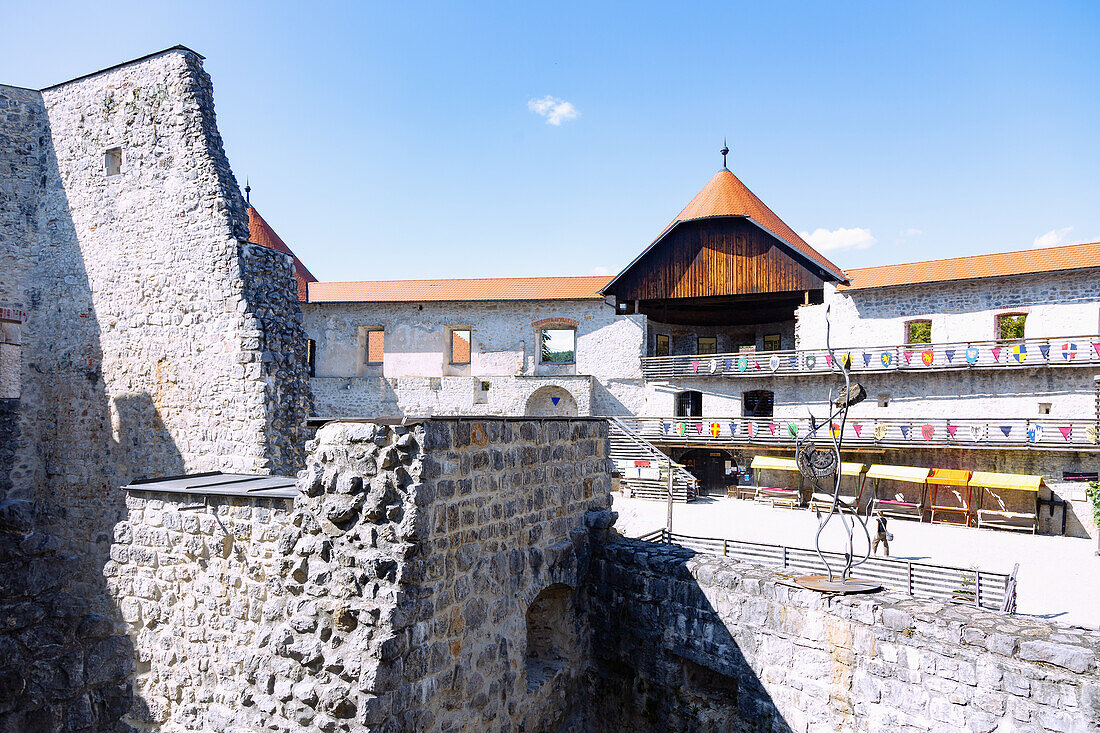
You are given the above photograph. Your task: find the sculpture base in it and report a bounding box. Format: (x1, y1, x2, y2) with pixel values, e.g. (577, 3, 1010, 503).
(794, 575, 881, 594)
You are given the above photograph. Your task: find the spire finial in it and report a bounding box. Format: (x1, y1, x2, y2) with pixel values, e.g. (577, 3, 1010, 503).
(720, 139, 729, 169)
(245, 178, 251, 205)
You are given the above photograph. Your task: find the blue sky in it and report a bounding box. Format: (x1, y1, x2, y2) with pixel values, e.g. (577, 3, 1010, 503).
(3, 1, 1098, 281)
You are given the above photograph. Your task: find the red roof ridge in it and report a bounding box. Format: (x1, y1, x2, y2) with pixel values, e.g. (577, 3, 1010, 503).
(247, 206, 318, 302)
(308, 275, 613, 303)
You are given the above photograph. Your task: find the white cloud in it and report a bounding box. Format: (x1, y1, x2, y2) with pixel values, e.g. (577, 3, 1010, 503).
(1033, 226, 1074, 248)
(527, 95, 579, 126)
(900, 228, 922, 237)
(590, 266, 610, 275)
(798, 227, 877, 253)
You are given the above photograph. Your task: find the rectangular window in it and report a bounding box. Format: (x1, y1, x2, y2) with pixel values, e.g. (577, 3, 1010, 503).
(763, 333, 781, 351)
(450, 328, 471, 365)
(365, 328, 384, 365)
(1038, 402, 1051, 415)
(306, 339, 316, 377)
(105, 147, 122, 176)
(697, 336, 717, 355)
(878, 393, 890, 408)
(905, 320, 932, 344)
(742, 390, 774, 418)
(540, 328, 575, 364)
(655, 334, 670, 357)
(997, 313, 1026, 341)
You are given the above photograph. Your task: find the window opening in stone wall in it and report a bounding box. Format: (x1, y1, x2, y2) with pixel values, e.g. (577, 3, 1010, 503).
(1039, 402, 1051, 415)
(359, 327, 384, 366)
(655, 333, 670, 357)
(743, 390, 774, 418)
(540, 328, 575, 364)
(763, 333, 781, 351)
(105, 147, 122, 176)
(450, 328, 471, 365)
(675, 390, 702, 417)
(525, 584, 576, 692)
(306, 339, 316, 377)
(878, 393, 890, 408)
(697, 336, 717, 355)
(905, 319, 932, 344)
(997, 313, 1026, 342)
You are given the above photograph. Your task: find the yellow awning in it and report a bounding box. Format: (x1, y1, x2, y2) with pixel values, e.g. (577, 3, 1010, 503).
(867, 465, 931, 483)
(840, 462, 866, 477)
(751, 456, 799, 472)
(969, 472, 1044, 492)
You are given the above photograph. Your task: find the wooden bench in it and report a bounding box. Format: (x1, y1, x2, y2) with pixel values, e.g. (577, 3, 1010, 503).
(755, 487, 801, 508)
(872, 497, 924, 521)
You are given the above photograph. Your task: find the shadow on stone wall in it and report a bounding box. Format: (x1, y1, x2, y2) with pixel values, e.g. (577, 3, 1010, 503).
(579, 541, 793, 732)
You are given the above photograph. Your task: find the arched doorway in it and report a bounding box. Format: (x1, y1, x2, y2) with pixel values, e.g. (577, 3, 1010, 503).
(525, 386, 578, 416)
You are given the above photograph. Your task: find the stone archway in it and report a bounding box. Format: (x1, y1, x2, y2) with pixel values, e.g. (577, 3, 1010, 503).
(524, 386, 578, 417)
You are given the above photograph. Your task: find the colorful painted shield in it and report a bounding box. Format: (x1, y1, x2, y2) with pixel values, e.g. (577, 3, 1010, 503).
(1011, 344, 1026, 363)
(709, 358, 719, 373)
(746, 422, 756, 438)
(921, 350, 934, 366)
(1061, 343, 1078, 360)
(710, 422, 720, 438)
(970, 425, 985, 441)
(737, 357, 748, 372)
(769, 355, 781, 372)
(880, 352, 892, 368)
(921, 424, 935, 440)
(675, 422, 686, 436)
(873, 424, 888, 441)
(787, 423, 799, 437)
(830, 423, 841, 439)
(1086, 426, 1099, 444)
(1027, 424, 1043, 443)
(806, 354, 817, 370)
(965, 347, 979, 365)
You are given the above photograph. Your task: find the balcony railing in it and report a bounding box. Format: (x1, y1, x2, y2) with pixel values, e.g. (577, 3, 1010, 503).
(640, 334, 1100, 380)
(616, 416, 1100, 452)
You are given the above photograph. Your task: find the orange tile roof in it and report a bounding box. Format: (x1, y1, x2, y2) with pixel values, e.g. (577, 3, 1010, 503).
(308, 275, 613, 303)
(842, 240, 1100, 291)
(671, 168, 846, 281)
(247, 206, 318, 302)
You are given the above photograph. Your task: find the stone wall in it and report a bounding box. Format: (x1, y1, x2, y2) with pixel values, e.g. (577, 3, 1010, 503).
(580, 538, 1100, 733)
(109, 417, 613, 731)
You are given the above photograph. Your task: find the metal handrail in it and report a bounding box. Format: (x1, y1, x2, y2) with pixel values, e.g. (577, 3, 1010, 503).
(636, 528, 1014, 612)
(641, 334, 1100, 380)
(615, 416, 1100, 452)
(608, 416, 699, 499)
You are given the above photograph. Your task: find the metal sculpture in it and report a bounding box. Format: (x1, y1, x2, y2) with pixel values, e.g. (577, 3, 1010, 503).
(794, 304, 881, 594)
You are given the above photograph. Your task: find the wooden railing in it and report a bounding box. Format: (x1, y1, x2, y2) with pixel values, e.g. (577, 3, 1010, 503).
(616, 416, 1100, 452)
(640, 334, 1100, 380)
(635, 529, 1016, 612)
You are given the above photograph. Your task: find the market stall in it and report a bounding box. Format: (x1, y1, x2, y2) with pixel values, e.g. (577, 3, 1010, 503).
(971, 471, 1043, 533)
(749, 456, 803, 508)
(868, 464, 932, 521)
(928, 468, 973, 526)
(808, 462, 868, 513)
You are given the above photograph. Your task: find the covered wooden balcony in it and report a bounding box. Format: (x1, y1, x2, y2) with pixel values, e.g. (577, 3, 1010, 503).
(615, 415, 1100, 452)
(640, 334, 1100, 380)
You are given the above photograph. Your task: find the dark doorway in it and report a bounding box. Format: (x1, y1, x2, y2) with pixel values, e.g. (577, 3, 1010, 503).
(675, 390, 702, 417)
(678, 448, 729, 497)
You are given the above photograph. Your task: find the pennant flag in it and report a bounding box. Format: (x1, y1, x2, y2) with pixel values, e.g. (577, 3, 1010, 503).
(710, 422, 720, 438)
(947, 425, 958, 438)
(991, 347, 1002, 362)
(551, 396, 560, 406)
(903, 351, 913, 365)
(921, 424, 935, 440)
(789, 356, 799, 370)
(724, 359, 732, 371)
(787, 423, 799, 437)
(1000, 425, 1012, 438)
(1092, 342, 1100, 358)
(1011, 344, 1026, 363)
(900, 425, 911, 439)
(769, 423, 778, 436)
(729, 422, 738, 435)
(695, 422, 704, 435)
(944, 349, 956, 363)
(853, 423, 863, 437)
(1059, 426, 1072, 441)
(874, 424, 888, 441)
(754, 360, 761, 371)
(824, 355, 834, 367)
(662, 422, 671, 435)
(921, 350, 934, 366)
(769, 355, 781, 372)
(880, 352, 893, 368)
(691, 361, 700, 373)
(1039, 344, 1050, 359)
(863, 353, 872, 367)
(737, 357, 748, 372)
(965, 347, 979, 365)
(1061, 343, 1077, 360)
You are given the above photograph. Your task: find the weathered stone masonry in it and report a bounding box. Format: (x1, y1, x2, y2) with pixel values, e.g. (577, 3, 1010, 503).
(110, 418, 613, 731)
(581, 539, 1100, 733)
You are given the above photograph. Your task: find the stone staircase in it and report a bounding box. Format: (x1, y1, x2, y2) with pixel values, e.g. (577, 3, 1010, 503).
(608, 417, 697, 502)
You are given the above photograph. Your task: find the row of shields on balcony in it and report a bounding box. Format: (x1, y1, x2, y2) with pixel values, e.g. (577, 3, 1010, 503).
(660, 420, 1100, 444)
(687, 341, 1100, 374)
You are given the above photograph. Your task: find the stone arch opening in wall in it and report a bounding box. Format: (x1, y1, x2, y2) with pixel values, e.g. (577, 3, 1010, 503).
(525, 386, 578, 417)
(525, 583, 577, 692)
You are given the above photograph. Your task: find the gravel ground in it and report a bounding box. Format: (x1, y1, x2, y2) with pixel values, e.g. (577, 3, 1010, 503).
(612, 493, 1100, 629)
